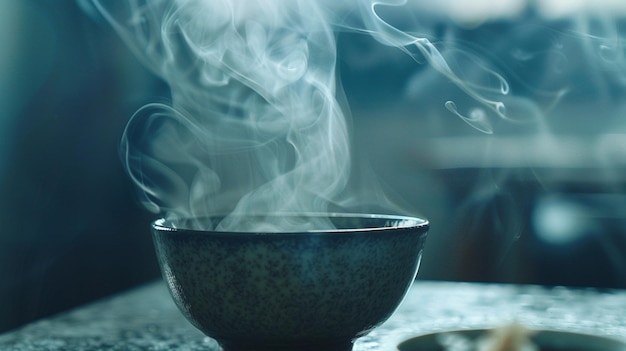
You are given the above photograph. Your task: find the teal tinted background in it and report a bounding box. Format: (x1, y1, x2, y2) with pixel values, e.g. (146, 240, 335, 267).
(1, 0, 626, 334)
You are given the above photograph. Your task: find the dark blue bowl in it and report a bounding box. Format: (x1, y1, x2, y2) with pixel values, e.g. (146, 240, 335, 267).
(152, 213, 429, 351)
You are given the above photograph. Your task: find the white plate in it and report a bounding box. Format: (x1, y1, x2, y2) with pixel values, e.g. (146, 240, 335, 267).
(398, 329, 626, 351)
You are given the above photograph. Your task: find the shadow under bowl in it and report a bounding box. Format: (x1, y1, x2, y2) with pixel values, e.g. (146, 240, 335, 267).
(152, 213, 429, 351)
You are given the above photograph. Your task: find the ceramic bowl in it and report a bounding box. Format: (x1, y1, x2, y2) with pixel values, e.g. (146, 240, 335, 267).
(152, 213, 429, 351)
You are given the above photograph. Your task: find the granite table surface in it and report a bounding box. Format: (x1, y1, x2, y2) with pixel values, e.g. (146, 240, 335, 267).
(1, 280, 626, 350)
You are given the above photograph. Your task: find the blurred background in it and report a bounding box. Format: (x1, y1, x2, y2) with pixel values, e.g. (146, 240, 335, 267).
(1, 0, 626, 334)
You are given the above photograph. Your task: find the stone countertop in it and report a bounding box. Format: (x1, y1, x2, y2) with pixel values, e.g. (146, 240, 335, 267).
(1, 280, 625, 350)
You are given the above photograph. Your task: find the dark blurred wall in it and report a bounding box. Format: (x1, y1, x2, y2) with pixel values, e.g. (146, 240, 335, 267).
(0, 0, 163, 332)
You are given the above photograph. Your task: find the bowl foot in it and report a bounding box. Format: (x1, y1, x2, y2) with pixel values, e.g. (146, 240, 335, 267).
(219, 340, 354, 351)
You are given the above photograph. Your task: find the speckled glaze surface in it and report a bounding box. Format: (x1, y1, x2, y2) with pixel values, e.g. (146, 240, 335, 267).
(151, 213, 429, 351)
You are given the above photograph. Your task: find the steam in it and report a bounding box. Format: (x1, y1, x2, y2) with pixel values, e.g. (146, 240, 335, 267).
(87, 0, 626, 232)
(90, 0, 350, 230)
(87, 0, 511, 231)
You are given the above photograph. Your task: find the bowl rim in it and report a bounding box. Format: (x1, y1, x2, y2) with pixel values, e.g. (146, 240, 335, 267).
(152, 212, 429, 236)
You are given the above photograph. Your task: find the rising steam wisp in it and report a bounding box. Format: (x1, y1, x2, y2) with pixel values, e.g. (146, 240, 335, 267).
(92, 0, 356, 231)
(90, 0, 529, 231)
